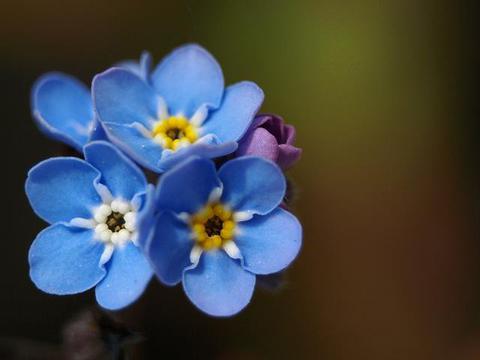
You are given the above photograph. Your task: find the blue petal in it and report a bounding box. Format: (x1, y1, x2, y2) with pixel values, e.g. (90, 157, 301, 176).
(155, 157, 220, 214)
(183, 250, 256, 317)
(102, 122, 163, 172)
(152, 44, 224, 117)
(115, 51, 152, 82)
(29, 223, 106, 295)
(103, 125, 236, 174)
(93, 68, 158, 127)
(88, 117, 108, 141)
(218, 157, 285, 216)
(84, 141, 147, 201)
(32, 72, 94, 151)
(116, 60, 141, 76)
(202, 82, 264, 142)
(95, 242, 153, 310)
(146, 211, 192, 286)
(139, 51, 153, 81)
(236, 208, 302, 275)
(157, 137, 237, 172)
(26, 157, 102, 224)
(136, 184, 156, 249)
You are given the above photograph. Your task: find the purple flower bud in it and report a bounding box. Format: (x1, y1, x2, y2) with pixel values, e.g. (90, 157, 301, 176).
(235, 114, 302, 169)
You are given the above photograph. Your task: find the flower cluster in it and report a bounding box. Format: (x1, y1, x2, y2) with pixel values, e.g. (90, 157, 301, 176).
(27, 44, 302, 316)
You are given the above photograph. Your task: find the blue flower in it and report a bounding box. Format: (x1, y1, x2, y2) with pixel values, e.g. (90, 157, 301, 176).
(139, 156, 302, 316)
(31, 52, 152, 151)
(92, 44, 265, 173)
(26, 141, 153, 310)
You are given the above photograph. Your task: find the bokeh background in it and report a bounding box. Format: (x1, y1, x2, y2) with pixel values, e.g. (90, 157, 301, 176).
(2, 0, 480, 359)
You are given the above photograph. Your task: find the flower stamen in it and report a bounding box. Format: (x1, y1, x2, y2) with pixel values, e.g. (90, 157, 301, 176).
(93, 199, 137, 249)
(152, 116, 198, 150)
(190, 203, 236, 251)
(106, 211, 125, 232)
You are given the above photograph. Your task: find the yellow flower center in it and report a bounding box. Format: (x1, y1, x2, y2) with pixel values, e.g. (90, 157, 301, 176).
(152, 116, 198, 150)
(190, 202, 236, 251)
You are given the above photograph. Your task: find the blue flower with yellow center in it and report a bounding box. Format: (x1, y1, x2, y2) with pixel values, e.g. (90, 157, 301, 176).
(92, 44, 265, 173)
(31, 52, 152, 151)
(26, 141, 153, 310)
(139, 156, 302, 316)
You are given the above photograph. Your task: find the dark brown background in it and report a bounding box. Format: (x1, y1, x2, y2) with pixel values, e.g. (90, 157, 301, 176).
(2, 0, 480, 359)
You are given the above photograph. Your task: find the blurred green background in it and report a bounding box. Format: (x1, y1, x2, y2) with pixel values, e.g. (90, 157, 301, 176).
(2, 0, 480, 359)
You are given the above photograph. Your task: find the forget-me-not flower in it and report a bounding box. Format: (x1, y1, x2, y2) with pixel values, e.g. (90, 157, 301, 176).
(26, 141, 153, 310)
(92, 44, 264, 173)
(31, 52, 152, 151)
(139, 156, 302, 316)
